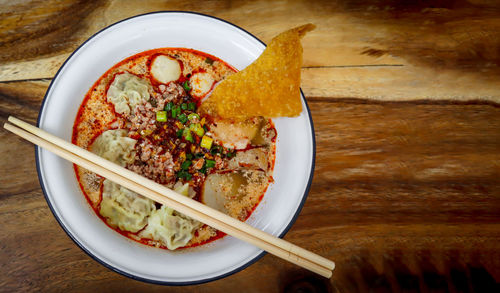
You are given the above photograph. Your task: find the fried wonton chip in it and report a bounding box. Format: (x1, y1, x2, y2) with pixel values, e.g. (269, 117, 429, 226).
(199, 24, 315, 119)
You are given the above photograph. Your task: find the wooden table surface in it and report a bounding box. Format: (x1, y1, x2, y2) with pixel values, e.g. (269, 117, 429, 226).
(1, 1, 499, 292)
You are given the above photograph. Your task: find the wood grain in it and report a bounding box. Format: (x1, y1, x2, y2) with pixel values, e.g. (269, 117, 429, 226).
(1, 0, 500, 292)
(1, 81, 499, 291)
(1, 0, 500, 101)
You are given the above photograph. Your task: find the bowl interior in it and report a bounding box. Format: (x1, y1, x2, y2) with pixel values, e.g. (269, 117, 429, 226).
(37, 12, 314, 284)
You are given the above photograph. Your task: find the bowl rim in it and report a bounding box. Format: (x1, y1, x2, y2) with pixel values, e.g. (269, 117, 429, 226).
(35, 11, 316, 286)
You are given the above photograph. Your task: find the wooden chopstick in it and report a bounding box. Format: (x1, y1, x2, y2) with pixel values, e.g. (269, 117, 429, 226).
(5, 119, 333, 277)
(8, 116, 334, 272)
(5, 116, 335, 277)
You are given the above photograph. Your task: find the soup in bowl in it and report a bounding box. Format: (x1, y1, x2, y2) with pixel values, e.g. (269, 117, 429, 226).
(36, 12, 315, 284)
(73, 47, 277, 250)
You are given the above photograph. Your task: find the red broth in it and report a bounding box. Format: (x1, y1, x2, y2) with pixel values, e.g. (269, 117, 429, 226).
(72, 48, 276, 250)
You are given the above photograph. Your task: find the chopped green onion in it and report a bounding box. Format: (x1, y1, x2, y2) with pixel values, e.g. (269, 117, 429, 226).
(172, 105, 180, 118)
(176, 129, 183, 138)
(226, 151, 236, 158)
(198, 165, 207, 174)
(186, 153, 193, 160)
(177, 170, 192, 181)
(181, 103, 188, 110)
(164, 102, 173, 111)
(200, 135, 213, 149)
(188, 102, 196, 111)
(188, 113, 200, 121)
(183, 128, 194, 143)
(189, 123, 205, 137)
(181, 160, 192, 170)
(205, 57, 214, 65)
(206, 159, 216, 168)
(178, 113, 188, 124)
(203, 124, 209, 132)
(194, 153, 204, 159)
(183, 81, 191, 92)
(156, 111, 167, 122)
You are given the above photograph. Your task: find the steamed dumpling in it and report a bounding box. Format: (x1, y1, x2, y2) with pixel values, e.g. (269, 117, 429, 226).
(100, 179, 156, 232)
(139, 182, 201, 249)
(91, 129, 153, 232)
(90, 129, 137, 167)
(107, 72, 151, 115)
(139, 206, 202, 250)
(150, 55, 181, 84)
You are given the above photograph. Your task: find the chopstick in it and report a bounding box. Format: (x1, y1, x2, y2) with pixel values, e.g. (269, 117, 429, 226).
(5, 116, 335, 278)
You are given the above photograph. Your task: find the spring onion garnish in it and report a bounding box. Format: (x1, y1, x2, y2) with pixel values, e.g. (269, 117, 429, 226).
(164, 101, 173, 111)
(186, 153, 193, 160)
(156, 111, 167, 122)
(181, 160, 192, 170)
(174, 121, 183, 129)
(178, 113, 188, 124)
(177, 170, 192, 180)
(226, 150, 236, 158)
(172, 105, 180, 118)
(183, 81, 191, 92)
(183, 128, 194, 143)
(205, 159, 216, 168)
(188, 102, 196, 111)
(176, 129, 183, 138)
(181, 103, 188, 110)
(189, 123, 205, 137)
(188, 113, 200, 121)
(200, 135, 213, 149)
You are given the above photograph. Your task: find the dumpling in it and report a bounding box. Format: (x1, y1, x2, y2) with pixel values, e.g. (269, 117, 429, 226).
(99, 179, 156, 233)
(91, 129, 152, 232)
(150, 55, 182, 84)
(90, 129, 137, 167)
(139, 206, 202, 250)
(139, 182, 202, 249)
(107, 72, 151, 115)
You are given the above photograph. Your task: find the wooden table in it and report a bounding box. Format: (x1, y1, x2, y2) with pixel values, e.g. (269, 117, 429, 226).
(1, 1, 499, 292)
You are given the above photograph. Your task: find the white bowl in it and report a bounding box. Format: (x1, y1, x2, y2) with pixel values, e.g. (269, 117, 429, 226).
(36, 11, 315, 285)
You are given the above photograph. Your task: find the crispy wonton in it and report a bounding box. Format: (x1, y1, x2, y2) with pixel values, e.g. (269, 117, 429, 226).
(199, 24, 315, 119)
